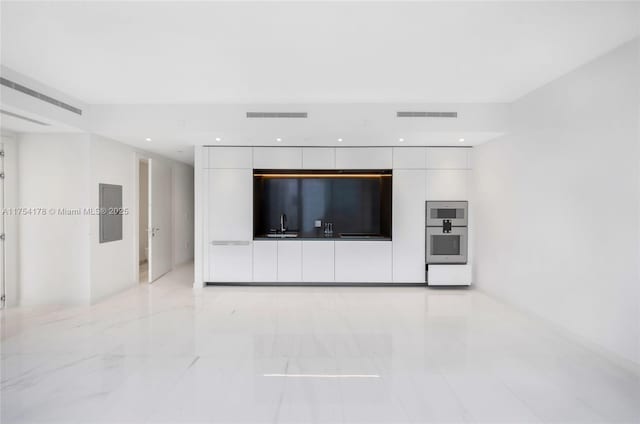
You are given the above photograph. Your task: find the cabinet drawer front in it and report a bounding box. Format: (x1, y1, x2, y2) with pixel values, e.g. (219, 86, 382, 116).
(302, 241, 335, 282)
(208, 244, 252, 282)
(334, 241, 392, 282)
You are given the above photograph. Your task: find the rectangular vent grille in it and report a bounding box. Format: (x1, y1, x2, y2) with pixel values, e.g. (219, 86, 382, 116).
(397, 111, 458, 118)
(0, 109, 50, 126)
(0, 77, 83, 115)
(246, 112, 308, 118)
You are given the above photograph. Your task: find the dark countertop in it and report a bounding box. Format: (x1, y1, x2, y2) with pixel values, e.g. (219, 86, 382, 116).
(254, 231, 391, 241)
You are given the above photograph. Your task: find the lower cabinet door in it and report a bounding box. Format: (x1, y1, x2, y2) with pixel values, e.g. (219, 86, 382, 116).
(334, 241, 392, 283)
(302, 241, 335, 282)
(277, 241, 302, 282)
(208, 244, 252, 282)
(253, 241, 277, 282)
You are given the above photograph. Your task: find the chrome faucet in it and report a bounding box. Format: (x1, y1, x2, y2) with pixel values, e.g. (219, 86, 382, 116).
(280, 213, 287, 233)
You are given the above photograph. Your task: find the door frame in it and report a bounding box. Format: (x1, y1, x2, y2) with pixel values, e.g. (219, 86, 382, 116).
(134, 153, 151, 284)
(133, 154, 175, 284)
(0, 132, 18, 307)
(148, 157, 173, 282)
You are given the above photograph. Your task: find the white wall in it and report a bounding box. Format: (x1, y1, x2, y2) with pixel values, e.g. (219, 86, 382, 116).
(172, 163, 194, 266)
(17, 133, 91, 305)
(472, 39, 640, 365)
(14, 132, 194, 306)
(89, 135, 137, 303)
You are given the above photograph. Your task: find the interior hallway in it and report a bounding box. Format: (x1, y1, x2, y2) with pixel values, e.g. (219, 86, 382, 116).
(1, 264, 639, 423)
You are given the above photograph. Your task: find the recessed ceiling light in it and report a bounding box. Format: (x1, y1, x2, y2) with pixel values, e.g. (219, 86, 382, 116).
(276, 138, 282, 142)
(177, 150, 183, 153)
(459, 138, 465, 142)
(215, 137, 221, 142)
(398, 138, 404, 142)
(145, 137, 152, 142)
(337, 138, 343, 142)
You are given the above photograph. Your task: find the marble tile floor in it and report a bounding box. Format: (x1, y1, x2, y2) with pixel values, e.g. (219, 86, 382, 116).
(1, 263, 639, 423)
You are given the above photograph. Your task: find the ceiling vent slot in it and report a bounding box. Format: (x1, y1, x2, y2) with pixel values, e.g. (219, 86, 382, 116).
(0, 77, 83, 115)
(0, 109, 50, 126)
(397, 111, 458, 118)
(246, 112, 308, 118)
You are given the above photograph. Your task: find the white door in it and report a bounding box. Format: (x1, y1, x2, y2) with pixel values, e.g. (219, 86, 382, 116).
(0, 142, 4, 308)
(149, 159, 172, 282)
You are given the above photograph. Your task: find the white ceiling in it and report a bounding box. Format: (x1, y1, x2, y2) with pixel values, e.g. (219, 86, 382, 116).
(2, 1, 639, 104)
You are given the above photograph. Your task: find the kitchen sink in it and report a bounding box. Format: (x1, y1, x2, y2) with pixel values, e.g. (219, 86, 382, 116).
(265, 233, 299, 238)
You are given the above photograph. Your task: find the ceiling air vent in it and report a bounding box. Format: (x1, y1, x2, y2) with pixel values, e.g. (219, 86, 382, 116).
(0, 77, 83, 115)
(0, 109, 50, 126)
(246, 112, 308, 118)
(396, 111, 458, 118)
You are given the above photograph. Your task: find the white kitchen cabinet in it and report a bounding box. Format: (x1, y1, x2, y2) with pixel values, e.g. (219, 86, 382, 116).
(205, 168, 253, 282)
(302, 241, 335, 282)
(334, 241, 392, 282)
(206, 169, 252, 241)
(335, 148, 392, 169)
(207, 147, 252, 169)
(426, 147, 471, 169)
(428, 264, 472, 286)
(277, 241, 303, 282)
(253, 241, 278, 282)
(393, 170, 426, 283)
(425, 170, 471, 201)
(393, 148, 427, 169)
(253, 147, 302, 169)
(302, 148, 335, 169)
(207, 243, 252, 282)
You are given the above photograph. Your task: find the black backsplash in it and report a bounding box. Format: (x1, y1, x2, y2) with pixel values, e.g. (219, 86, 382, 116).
(253, 170, 392, 237)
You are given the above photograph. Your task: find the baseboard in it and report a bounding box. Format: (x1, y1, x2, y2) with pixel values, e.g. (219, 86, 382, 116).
(205, 282, 426, 287)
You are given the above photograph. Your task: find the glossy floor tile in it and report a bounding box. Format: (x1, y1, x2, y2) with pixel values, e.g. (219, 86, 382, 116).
(2, 263, 639, 423)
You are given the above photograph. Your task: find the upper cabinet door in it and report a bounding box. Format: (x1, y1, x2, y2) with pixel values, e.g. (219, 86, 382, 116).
(335, 148, 392, 169)
(207, 147, 252, 169)
(393, 147, 427, 169)
(426, 148, 471, 169)
(206, 168, 253, 241)
(253, 147, 302, 169)
(302, 148, 335, 169)
(426, 170, 471, 201)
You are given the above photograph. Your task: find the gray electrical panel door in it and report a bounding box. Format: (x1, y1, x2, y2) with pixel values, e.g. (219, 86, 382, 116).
(99, 183, 123, 243)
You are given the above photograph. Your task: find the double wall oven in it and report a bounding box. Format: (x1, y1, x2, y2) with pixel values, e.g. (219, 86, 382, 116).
(425, 201, 468, 264)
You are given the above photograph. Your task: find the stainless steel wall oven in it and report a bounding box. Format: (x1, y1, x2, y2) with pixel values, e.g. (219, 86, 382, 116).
(425, 201, 468, 264)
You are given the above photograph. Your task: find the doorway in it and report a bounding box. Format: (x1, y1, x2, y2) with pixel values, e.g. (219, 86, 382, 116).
(0, 140, 5, 307)
(139, 159, 149, 283)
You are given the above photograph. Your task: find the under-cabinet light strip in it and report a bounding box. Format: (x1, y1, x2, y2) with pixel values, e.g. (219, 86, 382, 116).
(254, 174, 391, 178)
